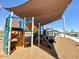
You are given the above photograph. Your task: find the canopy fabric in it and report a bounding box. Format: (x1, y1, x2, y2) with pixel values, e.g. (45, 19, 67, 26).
(6, 0, 72, 26)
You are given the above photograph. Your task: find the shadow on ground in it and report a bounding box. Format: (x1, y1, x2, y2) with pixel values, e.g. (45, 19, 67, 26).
(34, 39, 59, 59)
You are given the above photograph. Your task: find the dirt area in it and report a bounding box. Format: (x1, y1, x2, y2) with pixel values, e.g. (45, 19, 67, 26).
(0, 31, 4, 39)
(0, 40, 4, 57)
(0, 37, 79, 59)
(54, 37, 79, 59)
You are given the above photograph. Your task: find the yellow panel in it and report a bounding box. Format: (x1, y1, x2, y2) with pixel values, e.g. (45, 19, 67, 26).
(34, 25, 38, 33)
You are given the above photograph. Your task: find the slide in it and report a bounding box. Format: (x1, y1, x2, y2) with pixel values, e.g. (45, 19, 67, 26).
(41, 35, 53, 49)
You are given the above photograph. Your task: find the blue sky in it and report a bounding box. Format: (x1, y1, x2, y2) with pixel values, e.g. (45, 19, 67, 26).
(0, 0, 79, 32)
(44, 0, 79, 32)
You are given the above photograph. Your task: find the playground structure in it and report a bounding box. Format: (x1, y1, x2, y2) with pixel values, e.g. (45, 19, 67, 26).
(3, 0, 72, 55)
(3, 12, 55, 55)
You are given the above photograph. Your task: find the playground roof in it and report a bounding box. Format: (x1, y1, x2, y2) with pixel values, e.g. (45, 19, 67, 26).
(6, 0, 72, 25)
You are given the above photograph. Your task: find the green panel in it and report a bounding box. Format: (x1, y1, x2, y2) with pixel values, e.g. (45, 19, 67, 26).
(5, 15, 11, 27)
(3, 14, 11, 54)
(3, 28, 9, 54)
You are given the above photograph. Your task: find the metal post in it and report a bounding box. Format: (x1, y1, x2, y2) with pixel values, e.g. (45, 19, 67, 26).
(42, 25, 44, 31)
(38, 23, 41, 46)
(24, 17, 26, 30)
(8, 11, 13, 55)
(62, 16, 66, 38)
(31, 17, 34, 47)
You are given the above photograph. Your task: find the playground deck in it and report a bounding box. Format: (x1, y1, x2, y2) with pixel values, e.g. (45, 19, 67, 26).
(0, 37, 79, 59)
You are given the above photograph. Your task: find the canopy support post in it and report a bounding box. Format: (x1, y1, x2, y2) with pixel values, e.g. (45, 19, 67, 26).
(22, 17, 26, 48)
(31, 17, 34, 47)
(38, 23, 41, 46)
(62, 16, 66, 38)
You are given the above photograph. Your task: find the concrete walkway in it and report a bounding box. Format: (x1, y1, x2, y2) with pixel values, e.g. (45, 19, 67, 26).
(61, 34, 79, 43)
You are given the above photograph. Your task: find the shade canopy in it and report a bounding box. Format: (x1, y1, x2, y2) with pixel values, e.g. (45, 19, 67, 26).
(6, 0, 72, 26)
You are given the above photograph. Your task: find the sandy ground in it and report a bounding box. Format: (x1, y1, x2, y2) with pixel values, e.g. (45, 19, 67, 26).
(54, 37, 79, 59)
(0, 37, 79, 59)
(0, 40, 3, 56)
(0, 31, 4, 39)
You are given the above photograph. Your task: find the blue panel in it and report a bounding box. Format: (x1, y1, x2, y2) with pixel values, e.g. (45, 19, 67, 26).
(26, 20, 32, 23)
(19, 21, 21, 28)
(19, 20, 24, 29)
(21, 20, 24, 29)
